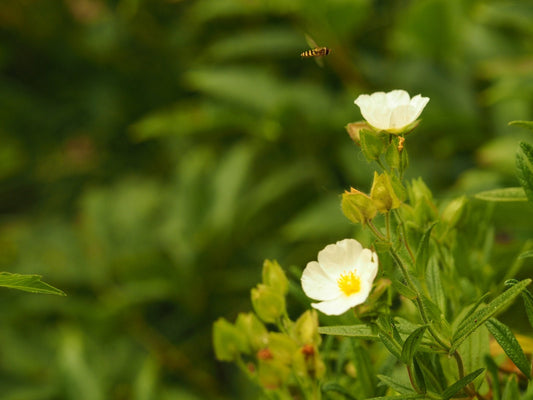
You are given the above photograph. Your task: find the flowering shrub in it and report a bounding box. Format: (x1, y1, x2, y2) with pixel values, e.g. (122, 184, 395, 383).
(214, 91, 533, 400)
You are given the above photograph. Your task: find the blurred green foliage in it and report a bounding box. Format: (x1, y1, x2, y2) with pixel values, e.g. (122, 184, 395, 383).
(0, 0, 532, 399)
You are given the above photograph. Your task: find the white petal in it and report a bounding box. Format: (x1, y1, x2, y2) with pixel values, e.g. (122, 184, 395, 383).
(317, 239, 363, 277)
(356, 249, 379, 282)
(310, 296, 354, 315)
(301, 261, 340, 301)
(385, 90, 410, 107)
(389, 104, 417, 130)
(409, 94, 430, 120)
(311, 284, 371, 316)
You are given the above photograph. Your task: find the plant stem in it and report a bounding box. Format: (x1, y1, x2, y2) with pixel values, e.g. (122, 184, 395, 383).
(367, 221, 387, 241)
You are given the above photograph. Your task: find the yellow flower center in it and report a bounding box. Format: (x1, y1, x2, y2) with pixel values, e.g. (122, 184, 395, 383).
(337, 271, 361, 296)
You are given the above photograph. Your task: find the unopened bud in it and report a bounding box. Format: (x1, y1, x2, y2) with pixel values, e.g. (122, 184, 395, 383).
(370, 172, 402, 213)
(236, 313, 268, 351)
(292, 310, 321, 346)
(251, 284, 286, 324)
(341, 188, 377, 225)
(262, 259, 288, 296)
(212, 318, 250, 361)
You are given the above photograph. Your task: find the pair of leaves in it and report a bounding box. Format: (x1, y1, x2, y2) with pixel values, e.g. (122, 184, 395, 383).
(451, 278, 531, 353)
(0, 272, 65, 296)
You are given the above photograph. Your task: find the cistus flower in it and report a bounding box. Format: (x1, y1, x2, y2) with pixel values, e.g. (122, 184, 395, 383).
(354, 90, 429, 134)
(301, 239, 378, 315)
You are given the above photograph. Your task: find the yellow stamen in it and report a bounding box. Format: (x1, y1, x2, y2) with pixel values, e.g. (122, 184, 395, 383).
(337, 271, 361, 296)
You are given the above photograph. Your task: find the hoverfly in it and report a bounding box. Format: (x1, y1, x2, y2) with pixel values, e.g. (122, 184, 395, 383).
(301, 34, 331, 67)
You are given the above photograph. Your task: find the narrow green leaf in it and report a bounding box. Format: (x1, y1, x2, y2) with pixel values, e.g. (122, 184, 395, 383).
(509, 120, 533, 131)
(522, 292, 533, 329)
(502, 374, 519, 400)
(484, 355, 501, 400)
(415, 354, 446, 392)
(401, 326, 428, 365)
(366, 394, 425, 400)
(451, 279, 531, 353)
(415, 223, 436, 277)
(519, 250, 533, 259)
(426, 257, 445, 312)
(318, 324, 377, 339)
(412, 358, 427, 394)
(474, 187, 528, 202)
(392, 280, 418, 300)
(352, 340, 376, 398)
(486, 318, 531, 378)
(517, 141, 533, 202)
(378, 332, 402, 360)
(0, 272, 66, 296)
(321, 382, 358, 400)
(458, 325, 489, 390)
(377, 374, 415, 395)
(441, 368, 485, 400)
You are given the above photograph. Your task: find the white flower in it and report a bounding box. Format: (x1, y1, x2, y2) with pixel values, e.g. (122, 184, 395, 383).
(354, 89, 429, 134)
(301, 239, 378, 315)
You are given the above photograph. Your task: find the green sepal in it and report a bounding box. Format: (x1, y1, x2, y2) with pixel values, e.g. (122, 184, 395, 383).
(486, 318, 531, 378)
(360, 129, 386, 162)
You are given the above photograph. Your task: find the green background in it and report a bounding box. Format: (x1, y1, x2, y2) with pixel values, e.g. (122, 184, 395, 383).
(0, 0, 532, 398)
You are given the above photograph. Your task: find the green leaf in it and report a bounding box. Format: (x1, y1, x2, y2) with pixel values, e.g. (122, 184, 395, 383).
(426, 257, 445, 312)
(360, 129, 386, 162)
(502, 374, 519, 400)
(392, 280, 418, 300)
(401, 326, 427, 365)
(378, 332, 402, 360)
(415, 223, 436, 277)
(484, 355, 501, 400)
(486, 318, 531, 378)
(451, 279, 531, 353)
(0, 272, 66, 296)
(412, 358, 427, 394)
(519, 250, 533, 259)
(366, 394, 426, 400)
(517, 141, 533, 202)
(474, 187, 528, 202)
(509, 120, 533, 131)
(440, 368, 485, 400)
(458, 325, 489, 390)
(377, 374, 415, 395)
(352, 340, 376, 398)
(522, 291, 533, 329)
(321, 382, 358, 400)
(318, 324, 377, 339)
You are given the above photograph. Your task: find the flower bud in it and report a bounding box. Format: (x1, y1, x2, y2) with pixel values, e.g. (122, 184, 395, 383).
(441, 196, 468, 228)
(262, 259, 288, 296)
(370, 172, 402, 213)
(345, 121, 371, 145)
(341, 188, 377, 225)
(236, 313, 269, 351)
(291, 310, 321, 346)
(251, 284, 286, 323)
(212, 318, 250, 361)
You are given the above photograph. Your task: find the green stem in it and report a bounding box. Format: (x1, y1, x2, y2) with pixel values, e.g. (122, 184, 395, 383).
(389, 249, 450, 351)
(367, 221, 387, 242)
(385, 212, 391, 241)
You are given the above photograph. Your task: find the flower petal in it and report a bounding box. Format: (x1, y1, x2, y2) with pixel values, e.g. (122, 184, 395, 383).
(356, 248, 379, 282)
(317, 239, 363, 277)
(301, 261, 340, 301)
(389, 104, 417, 130)
(385, 90, 410, 107)
(409, 94, 430, 120)
(310, 296, 354, 315)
